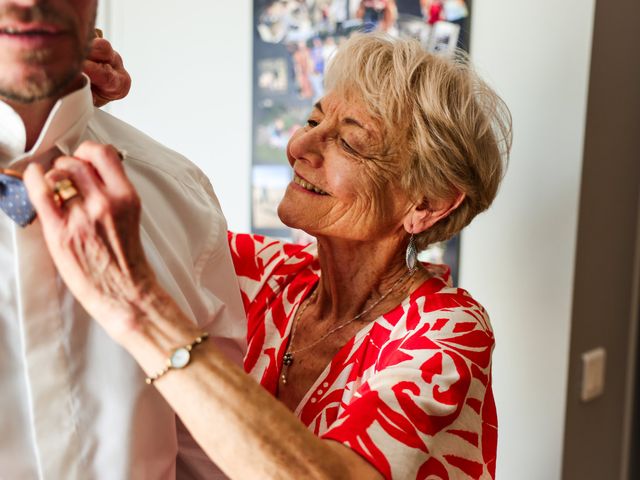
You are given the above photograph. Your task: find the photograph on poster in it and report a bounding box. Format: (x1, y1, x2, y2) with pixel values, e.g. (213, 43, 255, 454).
(252, 0, 472, 282)
(252, 165, 292, 232)
(258, 57, 289, 93)
(254, 102, 310, 165)
(426, 19, 460, 54)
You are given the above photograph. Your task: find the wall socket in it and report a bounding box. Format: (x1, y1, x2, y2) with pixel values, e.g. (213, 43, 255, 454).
(581, 347, 606, 402)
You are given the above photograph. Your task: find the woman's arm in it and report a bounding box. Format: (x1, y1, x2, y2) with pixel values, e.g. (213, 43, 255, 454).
(120, 289, 378, 480)
(23, 143, 382, 480)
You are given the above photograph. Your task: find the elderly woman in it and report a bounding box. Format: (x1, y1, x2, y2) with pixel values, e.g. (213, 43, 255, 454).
(24, 34, 510, 479)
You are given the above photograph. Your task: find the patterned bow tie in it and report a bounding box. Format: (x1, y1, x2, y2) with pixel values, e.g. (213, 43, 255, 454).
(0, 171, 36, 227)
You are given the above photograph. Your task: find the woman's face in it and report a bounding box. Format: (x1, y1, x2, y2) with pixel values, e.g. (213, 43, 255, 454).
(278, 90, 411, 242)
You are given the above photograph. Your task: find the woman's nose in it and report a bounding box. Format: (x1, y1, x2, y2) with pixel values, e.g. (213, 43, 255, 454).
(288, 126, 325, 167)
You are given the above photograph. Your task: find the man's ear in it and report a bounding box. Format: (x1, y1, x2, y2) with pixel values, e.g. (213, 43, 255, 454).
(403, 191, 466, 234)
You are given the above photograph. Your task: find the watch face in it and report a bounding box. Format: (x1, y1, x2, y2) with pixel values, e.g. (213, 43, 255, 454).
(170, 347, 191, 369)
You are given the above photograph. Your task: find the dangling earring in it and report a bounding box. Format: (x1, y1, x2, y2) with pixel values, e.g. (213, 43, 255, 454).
(405, 234, 418, 272)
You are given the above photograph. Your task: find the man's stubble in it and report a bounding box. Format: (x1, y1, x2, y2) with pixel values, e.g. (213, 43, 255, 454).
(0, 3, 96, 104)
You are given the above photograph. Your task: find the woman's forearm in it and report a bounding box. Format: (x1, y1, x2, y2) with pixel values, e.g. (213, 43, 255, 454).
(124, 287, 378, 480)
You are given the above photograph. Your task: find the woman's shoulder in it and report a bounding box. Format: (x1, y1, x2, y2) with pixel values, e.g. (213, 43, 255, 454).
(227, 232, 317, 275)
(227, 232, 320, 305)
(376, 263, 494, 357)
(415, 263, 490, 325)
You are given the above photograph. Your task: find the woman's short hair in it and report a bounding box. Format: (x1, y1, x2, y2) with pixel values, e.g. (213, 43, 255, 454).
(324, 33, 512, 249)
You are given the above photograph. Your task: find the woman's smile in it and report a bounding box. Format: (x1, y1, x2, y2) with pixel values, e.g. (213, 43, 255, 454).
(292, 173, 329, 195)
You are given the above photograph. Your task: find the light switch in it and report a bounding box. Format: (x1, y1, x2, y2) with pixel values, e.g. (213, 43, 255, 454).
(581, 347, 606, 402)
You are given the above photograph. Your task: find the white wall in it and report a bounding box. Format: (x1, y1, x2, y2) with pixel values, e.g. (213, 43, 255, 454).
(99, 0, 252, 232)
(99, 1, 597, 478)
(462, 1, 596, 479)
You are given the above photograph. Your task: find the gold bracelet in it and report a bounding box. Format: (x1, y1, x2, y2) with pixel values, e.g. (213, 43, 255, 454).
(145, 333, 209, 385)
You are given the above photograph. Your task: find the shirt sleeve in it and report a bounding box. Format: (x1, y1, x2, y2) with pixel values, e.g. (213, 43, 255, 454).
(321, 309, 497, 480)
(176, 171, 247, 362)
(142, 169, 248, 478)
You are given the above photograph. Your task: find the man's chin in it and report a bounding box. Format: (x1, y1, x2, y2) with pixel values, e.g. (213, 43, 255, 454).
(0, 67, 80, 104)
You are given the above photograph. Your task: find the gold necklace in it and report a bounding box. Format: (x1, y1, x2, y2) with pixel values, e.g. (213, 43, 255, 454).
(280, 267, 416, 385)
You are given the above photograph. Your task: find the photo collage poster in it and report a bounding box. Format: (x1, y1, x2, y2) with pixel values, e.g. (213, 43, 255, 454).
(252, 0, 472, 283)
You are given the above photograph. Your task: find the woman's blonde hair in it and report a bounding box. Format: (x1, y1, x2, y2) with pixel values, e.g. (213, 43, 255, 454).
(324, 33, 512, 249)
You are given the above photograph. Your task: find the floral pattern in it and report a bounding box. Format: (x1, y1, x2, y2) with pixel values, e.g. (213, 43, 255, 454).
(229, 232, 497, 479)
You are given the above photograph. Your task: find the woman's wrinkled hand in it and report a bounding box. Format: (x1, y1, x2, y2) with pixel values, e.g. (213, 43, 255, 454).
(84, 37, 131, 108)
(24, 141, 155, 342)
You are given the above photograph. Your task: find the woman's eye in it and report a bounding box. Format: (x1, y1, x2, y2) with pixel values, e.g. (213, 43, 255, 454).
(307, 119, 319, 127)
(340, 139, 356, 154)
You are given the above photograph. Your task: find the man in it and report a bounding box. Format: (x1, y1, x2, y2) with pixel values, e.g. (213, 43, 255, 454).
(0, 1, 245, 478)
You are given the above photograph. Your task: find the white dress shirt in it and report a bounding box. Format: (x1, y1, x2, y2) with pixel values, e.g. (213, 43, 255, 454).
(0, 79, 246, 479)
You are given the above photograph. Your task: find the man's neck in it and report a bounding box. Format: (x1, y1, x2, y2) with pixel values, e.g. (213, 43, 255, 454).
(2, 74, 86, 152)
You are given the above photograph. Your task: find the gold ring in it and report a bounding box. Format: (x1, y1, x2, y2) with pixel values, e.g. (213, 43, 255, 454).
(53, 178, 80, 205)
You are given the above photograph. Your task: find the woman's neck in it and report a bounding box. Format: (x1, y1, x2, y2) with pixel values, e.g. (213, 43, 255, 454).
(312, 235, 424, 323)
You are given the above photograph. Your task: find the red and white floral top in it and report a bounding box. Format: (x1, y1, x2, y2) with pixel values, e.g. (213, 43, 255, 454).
(228, 233, 497, 480)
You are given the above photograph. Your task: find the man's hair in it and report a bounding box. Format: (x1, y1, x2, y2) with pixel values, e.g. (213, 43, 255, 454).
(324, 33, 512, 249)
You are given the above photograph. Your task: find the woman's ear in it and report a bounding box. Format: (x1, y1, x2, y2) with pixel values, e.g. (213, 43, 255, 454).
(403, 191, 466, 234)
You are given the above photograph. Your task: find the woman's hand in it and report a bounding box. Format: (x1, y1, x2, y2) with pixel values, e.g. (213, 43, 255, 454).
(24, 141, 155, 342)
(84, 37, 131, 108)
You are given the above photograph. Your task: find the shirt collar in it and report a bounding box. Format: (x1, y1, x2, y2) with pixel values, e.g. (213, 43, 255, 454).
(0, 74, 94, 169)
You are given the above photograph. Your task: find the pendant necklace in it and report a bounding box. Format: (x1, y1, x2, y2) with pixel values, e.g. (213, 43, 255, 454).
(280, 267, 416, 385)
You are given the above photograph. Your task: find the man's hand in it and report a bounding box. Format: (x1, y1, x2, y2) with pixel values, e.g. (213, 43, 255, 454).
(84, 37, 132, 108)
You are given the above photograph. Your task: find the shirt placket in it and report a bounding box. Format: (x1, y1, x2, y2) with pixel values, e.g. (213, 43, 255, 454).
(14, 222, 83, 480)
